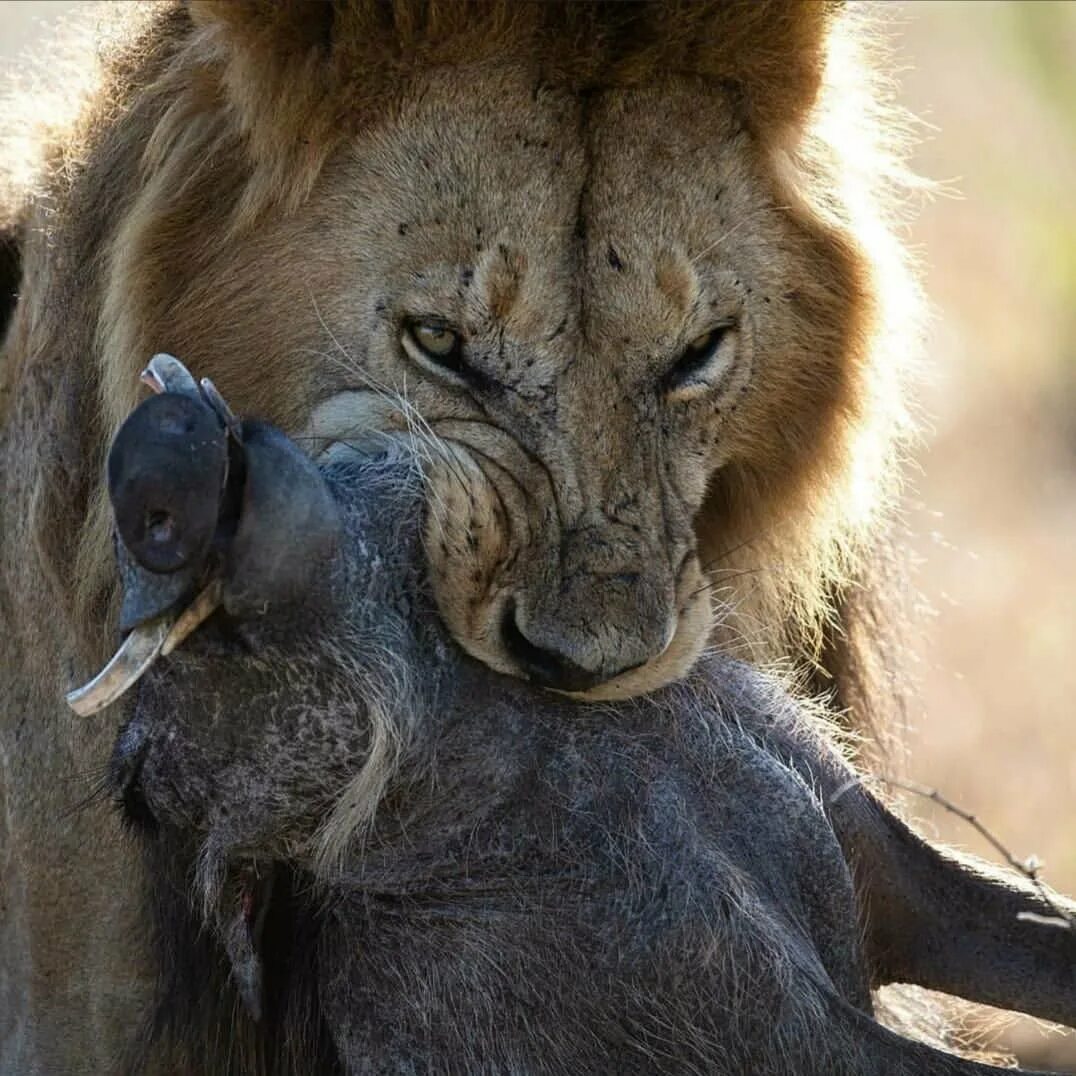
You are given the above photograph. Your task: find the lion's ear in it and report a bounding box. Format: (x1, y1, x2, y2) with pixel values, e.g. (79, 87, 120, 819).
(186, 0, 480, 214)
(190, 1, 841, 129)
(635, 0, 841, 138)
(189, 0, 336, 53)
(186, 0, 350, 214)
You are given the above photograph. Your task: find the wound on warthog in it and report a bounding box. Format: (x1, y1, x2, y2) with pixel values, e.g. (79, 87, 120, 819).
(132, 847, 342, 1076)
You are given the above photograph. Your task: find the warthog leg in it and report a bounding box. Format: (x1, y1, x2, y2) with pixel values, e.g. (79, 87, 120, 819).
(830, 781, 1076, 1029)
(821, 988, 1060, 1075)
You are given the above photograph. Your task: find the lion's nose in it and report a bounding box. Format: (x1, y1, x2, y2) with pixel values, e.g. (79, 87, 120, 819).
(500, 601, 647, 693)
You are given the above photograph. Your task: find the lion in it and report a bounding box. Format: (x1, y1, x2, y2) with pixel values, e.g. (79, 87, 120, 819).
(0, 2, 920, 1072)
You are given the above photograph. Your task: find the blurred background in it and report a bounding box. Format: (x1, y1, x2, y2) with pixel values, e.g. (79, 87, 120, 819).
(2, 0, 1074, 1068)
(894, 3, 1076, 1067)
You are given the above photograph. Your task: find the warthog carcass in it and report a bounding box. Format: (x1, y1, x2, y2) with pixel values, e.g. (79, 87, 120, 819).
(80, 360, 1076, 1075)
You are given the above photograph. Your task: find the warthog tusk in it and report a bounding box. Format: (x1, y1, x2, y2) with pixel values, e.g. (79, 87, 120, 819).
(66, 582, 223, 716)
(162, 580, 222, 657)
(69, 355, 232, 717)
(140, 353, 200, 398)
(66, 616, 174, 716)
(199, 377, 243, 443)
(139, 368, 166, 394)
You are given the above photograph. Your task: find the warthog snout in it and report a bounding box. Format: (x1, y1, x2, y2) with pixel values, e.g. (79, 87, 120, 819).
(69, 354, 341, 715)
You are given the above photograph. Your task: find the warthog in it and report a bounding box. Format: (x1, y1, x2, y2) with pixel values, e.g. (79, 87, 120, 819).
(80, 359, 1076, 1075)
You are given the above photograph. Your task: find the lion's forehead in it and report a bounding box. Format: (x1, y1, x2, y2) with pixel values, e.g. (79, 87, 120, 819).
(317, 65, 776, 366)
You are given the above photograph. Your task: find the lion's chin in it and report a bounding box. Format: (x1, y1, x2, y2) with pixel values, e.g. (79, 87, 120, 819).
(563, 606, 713, 702)
(437, 584, 713, 703)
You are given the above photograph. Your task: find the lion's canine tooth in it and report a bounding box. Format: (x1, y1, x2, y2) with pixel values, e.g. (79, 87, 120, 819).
(66, 617, 174, 716)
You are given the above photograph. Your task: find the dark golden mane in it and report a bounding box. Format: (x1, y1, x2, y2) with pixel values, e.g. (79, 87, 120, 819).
(190, 0, 838, 200)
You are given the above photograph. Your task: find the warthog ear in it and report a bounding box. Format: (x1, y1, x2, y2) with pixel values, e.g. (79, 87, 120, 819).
(216, 865, 275, 1022)
(830, 781, 1076, 1029)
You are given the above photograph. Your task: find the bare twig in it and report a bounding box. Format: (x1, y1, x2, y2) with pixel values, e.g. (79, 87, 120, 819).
(880, 774, 1074, 932)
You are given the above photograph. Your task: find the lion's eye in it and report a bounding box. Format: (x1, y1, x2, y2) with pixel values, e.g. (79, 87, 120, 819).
(664, 325, 736, 394)
(406, 322, 461, 363)
(401, 320, 474, 383)
(412, 323, 459, 358)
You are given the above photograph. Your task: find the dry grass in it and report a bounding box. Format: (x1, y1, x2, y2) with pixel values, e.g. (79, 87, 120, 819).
(2, 0, 1074, 1068)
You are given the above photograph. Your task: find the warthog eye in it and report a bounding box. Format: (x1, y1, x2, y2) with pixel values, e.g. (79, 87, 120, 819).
(402, 319, 483, 387)
(664, 323, 737, 395)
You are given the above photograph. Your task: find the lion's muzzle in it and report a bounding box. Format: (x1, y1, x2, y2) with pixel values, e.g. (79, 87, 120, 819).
(502, 523, 678, 693)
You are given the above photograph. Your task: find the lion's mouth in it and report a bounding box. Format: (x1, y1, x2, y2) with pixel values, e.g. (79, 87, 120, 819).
(499, 598, 648, 693)
(302, 388, 713, 701)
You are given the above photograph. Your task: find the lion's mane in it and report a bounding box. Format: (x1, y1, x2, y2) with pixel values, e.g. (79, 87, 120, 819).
(1, 0, 920, 740)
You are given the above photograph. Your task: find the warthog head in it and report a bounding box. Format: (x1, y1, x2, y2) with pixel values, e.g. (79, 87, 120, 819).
(78, 361, 1076, 1075)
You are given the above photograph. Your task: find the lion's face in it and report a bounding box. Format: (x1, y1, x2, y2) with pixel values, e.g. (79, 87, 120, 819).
(100, 54, 857, 702)
(270, 64, 846, 699)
